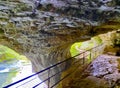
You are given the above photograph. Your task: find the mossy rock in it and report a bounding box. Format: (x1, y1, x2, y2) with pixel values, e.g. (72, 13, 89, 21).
(70, 42, 82, 56)
(0, 45, 29, 63)
(68, 76, 108, 88)
(117, 58, 120, 70)
(0, 29, 4, 33)
(13, 3, 31, 13)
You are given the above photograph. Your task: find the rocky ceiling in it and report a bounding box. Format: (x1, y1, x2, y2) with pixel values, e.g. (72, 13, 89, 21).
(0, 0, 120, 86)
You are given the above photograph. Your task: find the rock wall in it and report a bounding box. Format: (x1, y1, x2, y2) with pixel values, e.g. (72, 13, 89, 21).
(98, 30, 120, 57)
(0, 0, 120, 87)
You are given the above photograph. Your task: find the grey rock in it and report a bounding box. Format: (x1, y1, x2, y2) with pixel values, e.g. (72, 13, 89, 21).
(0, 0, 120, 87)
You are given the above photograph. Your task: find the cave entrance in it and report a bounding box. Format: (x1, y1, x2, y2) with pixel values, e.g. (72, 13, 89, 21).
(70, 30, 120, 58)
(0, 45, 33, 87)
(70, 36, 103, 57)
(0, 45, 47, 88)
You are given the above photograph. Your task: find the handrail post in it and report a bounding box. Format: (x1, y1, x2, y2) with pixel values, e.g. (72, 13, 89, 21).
(48, 68, 51, 88)
(83, 52, 85, 65)
(90, 49, 92, 61)
(92, 48, 94, 59)
(94, 48, 96, 59)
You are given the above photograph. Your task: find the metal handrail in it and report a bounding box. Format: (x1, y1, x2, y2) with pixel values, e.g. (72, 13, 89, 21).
(4, 43, 104, 88)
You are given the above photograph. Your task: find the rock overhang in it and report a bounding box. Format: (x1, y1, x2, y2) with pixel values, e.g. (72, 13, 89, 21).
(0, 0, 120, 87)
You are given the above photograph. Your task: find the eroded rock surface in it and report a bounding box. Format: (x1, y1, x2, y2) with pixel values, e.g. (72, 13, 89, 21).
(65, 54, 120, 88)
(89, 55, 118, 77)
(0, 0, 120, 87)
(86, 54, 120, 87)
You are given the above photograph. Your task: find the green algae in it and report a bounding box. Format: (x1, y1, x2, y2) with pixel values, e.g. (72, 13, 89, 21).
(70, 36, 102, 57)
(0, 45, 29, 63)
(70, 42, 82, 57)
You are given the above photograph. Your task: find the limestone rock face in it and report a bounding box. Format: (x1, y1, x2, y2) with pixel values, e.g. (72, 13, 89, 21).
(86, 55, 120, 87)
(0, 0, 120, 87)
(37, 0, 120, 21)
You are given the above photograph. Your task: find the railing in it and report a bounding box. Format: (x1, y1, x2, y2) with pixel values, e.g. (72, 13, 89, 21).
(4, 44, 105, 88)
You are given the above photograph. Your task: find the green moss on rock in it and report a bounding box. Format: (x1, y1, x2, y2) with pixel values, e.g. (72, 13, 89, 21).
(0, 45, 29, 62)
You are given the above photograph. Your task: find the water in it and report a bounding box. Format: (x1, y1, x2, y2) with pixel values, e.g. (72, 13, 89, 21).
(0, 60, 47, 88)
(0, 72, 9, 87)
(0, 60, 21, 87)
